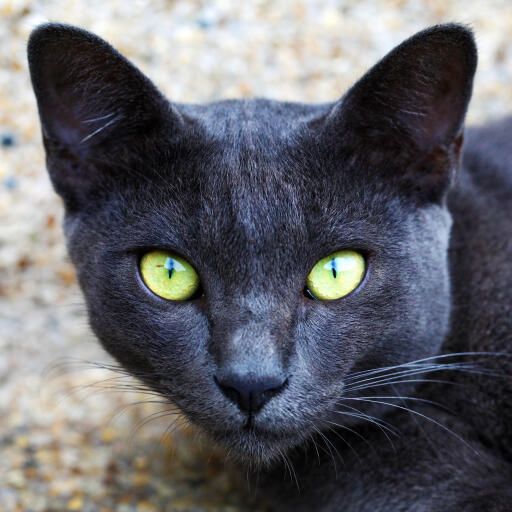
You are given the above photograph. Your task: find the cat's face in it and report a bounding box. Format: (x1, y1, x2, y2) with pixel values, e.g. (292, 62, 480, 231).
(28, 23, 476, 464)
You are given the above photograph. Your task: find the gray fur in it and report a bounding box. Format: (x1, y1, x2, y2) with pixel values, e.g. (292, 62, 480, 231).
(27, 23, 512, 510)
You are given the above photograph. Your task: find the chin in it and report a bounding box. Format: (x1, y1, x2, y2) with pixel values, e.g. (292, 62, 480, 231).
(206, 422, 312, 469)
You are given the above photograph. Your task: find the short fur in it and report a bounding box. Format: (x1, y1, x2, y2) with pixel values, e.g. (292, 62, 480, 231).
(28, 23, 512, 510)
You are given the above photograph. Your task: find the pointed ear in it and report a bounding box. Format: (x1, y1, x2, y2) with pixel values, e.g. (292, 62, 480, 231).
(28, 23, 179, 207)
(327, 24, 477, 202)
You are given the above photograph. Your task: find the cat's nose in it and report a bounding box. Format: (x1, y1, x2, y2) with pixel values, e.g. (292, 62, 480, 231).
(214, 374, 288, 413)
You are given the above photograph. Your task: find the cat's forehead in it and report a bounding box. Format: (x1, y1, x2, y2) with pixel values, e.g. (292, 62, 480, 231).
(126, 98, 405, 261)
(170, 100, 329, 233)
(149, 98, 395, 249)
(175, 98, 340, 212)
(179, 98, 330, 142)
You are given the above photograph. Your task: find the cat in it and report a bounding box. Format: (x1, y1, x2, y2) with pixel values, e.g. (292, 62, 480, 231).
(28, 22, 512, 511)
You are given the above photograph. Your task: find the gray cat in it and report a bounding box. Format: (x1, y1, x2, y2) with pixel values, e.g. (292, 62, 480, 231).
(28, 23, 512, 511)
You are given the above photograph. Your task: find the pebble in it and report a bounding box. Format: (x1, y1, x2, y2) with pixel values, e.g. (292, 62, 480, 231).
(3, 176, 18, 190)
(67, 496, 84, 510)
(1, 133, 15, 147)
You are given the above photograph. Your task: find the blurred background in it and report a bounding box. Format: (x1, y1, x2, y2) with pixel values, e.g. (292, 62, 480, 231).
(1, 1, 511, 510)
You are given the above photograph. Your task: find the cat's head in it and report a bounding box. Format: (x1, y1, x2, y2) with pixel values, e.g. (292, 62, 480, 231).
(28, 23, 476, 465)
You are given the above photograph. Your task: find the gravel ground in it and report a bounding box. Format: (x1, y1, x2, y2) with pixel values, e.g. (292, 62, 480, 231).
(1, 1, 511, 510)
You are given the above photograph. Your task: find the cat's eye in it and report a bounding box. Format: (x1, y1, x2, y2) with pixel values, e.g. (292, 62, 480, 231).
(305, 250, 365, 301)
(140, 250, 200, 301)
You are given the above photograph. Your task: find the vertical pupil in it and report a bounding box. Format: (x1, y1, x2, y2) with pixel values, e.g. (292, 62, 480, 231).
(331, 258, 337, 279)
(164, 257, 174, 279)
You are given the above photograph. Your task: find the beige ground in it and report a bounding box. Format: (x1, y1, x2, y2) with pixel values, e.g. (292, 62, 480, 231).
(1, 1, 511, 510)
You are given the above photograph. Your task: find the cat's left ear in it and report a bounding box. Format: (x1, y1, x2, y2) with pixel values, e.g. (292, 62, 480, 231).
(325, 24, 477, 202)
(28, 23, 174, 151)
(28, 23, 182, 208)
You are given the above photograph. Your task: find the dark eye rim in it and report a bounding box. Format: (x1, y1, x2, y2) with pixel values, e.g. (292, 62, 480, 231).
(133, 248, 205, 303)
(303, 249, 372, 302)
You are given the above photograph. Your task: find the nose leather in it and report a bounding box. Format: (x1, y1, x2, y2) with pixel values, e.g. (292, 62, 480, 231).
(215, 374, 287, 413)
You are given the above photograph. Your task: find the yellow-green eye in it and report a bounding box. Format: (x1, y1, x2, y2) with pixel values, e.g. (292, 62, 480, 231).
(306, 250, 365, 301)
(140, 250, 200, 301)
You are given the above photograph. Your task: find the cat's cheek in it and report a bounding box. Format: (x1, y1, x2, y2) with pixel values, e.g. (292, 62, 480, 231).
(79, 259, 210, 371)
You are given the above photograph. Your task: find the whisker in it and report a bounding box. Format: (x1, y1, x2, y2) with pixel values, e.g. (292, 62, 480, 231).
(57, 382, 166, 405)
(284, 450, 300, 491)
(107, 398, 174, 425)
(277, 447, 300, 490)
(345, 395, 451, 414)
(311, 424, 342, 476)
(344, 377, 464, 394)
(157, 414, 188, 454)
(334, 403, 401, 437)
(346, 362, 480, 388)
(128, 408, 179, 441)
(333, 409, 398, 453)
(391, 383, 437, 453)
(307, 430, 322, 466)
(341, 397, 480, 456)
(44, 356, 161, 382)
(324, 421, 370, 461)
(345, 351, 510, 382)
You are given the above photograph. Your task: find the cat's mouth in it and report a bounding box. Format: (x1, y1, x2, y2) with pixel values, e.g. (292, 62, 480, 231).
(196, 406, 318, 466)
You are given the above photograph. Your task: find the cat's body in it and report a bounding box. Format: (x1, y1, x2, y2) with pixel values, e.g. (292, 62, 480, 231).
(28, 23, 512, 511)
(446, 119, 512, 456)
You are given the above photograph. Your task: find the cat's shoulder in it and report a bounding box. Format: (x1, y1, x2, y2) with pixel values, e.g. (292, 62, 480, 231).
(462, 116, 512, 196)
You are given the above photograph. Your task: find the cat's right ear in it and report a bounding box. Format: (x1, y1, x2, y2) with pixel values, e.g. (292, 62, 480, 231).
(28, 23, 180, 208)
(322, 24, 477, 204)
